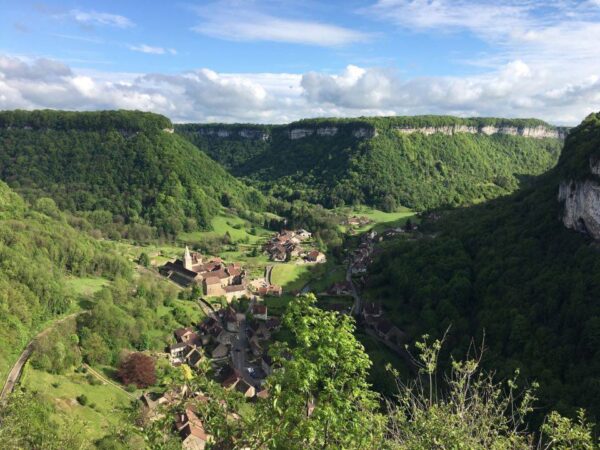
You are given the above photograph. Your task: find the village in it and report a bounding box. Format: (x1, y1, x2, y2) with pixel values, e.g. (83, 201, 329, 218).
(142, 220, 415, 449)
(147, 228, 331, 448)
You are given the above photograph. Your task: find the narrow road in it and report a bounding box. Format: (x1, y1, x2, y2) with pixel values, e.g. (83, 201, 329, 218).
(231, 316, 260, 387)
(83, 364, 136, 399)
(1, 311, 84, 403)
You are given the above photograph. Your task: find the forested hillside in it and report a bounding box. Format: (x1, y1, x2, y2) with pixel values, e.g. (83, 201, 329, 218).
(0, 110, 266, 238)
(177, 116, 563, 211)
(365, 113, 600, 421)
(0, 180, 130, 381)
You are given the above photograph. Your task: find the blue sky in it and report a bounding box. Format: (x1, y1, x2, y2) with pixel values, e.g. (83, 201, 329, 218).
(1, 0, 600, 124)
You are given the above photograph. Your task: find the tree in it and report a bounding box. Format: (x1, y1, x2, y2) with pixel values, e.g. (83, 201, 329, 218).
(117, 352, 157, 388)
(138, 252, 150, 267)
(0, 391, 87, 449)
(241, 294, 385, 449)
(386, 335, 598, 449)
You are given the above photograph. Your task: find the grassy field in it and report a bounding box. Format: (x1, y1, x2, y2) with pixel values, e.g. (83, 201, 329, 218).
(309, 264, 346, 293)
(115, 241, 183, 267)
(270, 263, 314, 292)
(65, 276, 109, 297)
(20, 363, 135, 443)
(179, 214, 271, 246)
(338, 206, 417, 234)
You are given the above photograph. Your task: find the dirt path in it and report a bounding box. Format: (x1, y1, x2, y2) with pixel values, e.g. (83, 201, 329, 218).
(83, 364, 136, 399)
(264, 265, 273, 285)
(1, 312, 83, 404)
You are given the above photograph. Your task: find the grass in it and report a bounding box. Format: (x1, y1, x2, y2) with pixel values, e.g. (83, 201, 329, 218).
(270, 263, 315, 292)
(20, 363, 134, 443)
(309, 264, 346, 293)
(115, 241, 183, 267)
(65, 276, 109, 297)
(179, 214, 271, 246)
(0, 278, 96, 386)
(337, 206, 417, 234)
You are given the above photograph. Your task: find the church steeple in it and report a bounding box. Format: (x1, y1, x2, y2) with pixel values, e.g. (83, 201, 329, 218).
(183, 245, 193, 270)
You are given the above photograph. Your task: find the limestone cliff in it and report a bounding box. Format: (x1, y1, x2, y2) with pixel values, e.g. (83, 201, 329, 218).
(395, 124, 566, 139)
(556, 112, 600, 239)
(558, 159, 600, 239)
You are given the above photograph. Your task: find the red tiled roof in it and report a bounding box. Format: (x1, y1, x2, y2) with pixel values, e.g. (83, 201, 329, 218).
(204, 276, 221, 286)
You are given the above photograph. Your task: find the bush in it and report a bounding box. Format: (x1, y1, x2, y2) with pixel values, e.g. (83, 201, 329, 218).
(138, 252, 150, 268)
(76, 394, 88, 406)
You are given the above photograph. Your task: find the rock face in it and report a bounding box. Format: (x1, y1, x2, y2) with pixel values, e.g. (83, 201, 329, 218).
(558, 159, 600, 239)
(395, 124, 565, 139)
(289, 128, 314, 140)
(195, 128, 269, 140)
(316, 127, 338, 136)
(352, 128, 377, 139)
(239, 129, 269, 140)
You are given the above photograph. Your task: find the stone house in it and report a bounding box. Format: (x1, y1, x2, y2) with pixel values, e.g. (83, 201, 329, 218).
(175, 407, 211, 450)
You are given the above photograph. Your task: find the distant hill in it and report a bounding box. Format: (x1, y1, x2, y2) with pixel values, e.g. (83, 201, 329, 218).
(0, 110, 266, 237)
(365, 113, 600, 420)
(176, 116, 565, 211)
(0, 180, 129, 381)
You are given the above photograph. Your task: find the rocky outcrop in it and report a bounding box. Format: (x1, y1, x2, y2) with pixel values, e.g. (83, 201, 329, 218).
(395, 125, 565, 139)
(289, 128, 314, 140)
(558, 158, 600, 239)
(352, 128, 377, 139)
(239, 129, 269, 141)
(195, 128, 269, 140)
(316, 127, 338, 136)
(290, 126, 375, 140)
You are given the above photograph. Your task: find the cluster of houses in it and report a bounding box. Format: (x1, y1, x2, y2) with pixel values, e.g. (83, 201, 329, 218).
(161, 299, 282, 448)
(168, 301, 280, 390)
(160, 247, 248, 302)
(264, 229, 326, 263)
(361, 302, 407, 348)
(349, 230, 377, 275)
(140, 385, 212, 450)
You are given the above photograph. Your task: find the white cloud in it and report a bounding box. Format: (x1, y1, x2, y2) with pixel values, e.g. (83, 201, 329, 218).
(0, 54, 599, 125)
(65, 9, 134, 28)
(128, 44, 177, 55)
(192, 3, 371, 46)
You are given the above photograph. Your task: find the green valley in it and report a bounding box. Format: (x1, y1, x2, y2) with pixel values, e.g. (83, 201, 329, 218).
(177, 116, 563, 211)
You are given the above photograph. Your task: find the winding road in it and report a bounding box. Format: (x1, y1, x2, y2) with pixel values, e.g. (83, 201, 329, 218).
(1, 311, 84, 404)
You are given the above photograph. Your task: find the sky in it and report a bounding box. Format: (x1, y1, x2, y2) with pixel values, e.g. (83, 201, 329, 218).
(1, 0, 600, 125)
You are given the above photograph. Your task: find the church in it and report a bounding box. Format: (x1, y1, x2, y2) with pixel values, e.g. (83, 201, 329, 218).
(160, 247, 247, 300)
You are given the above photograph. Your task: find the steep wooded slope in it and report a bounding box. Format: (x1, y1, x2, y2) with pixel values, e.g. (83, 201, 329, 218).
(177, 116, 564, 211)
(0, 180, 129, 381)
(365, 113, 600, 420)
(0, 110, 266, 236)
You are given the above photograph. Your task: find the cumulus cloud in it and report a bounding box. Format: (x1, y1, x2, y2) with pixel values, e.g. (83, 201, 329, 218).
(192, 3, 371, 46)
(1, 54, 599, 125)
(128, 44, 177, 55)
